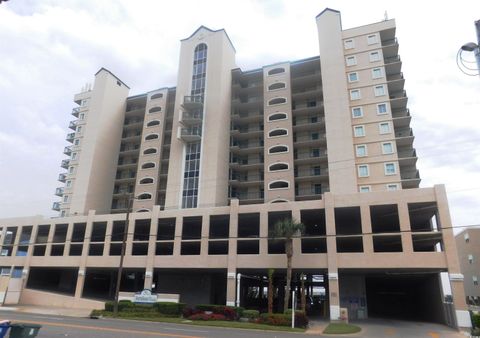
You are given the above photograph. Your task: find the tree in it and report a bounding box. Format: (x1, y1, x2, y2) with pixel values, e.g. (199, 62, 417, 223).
(300, 273, 306, 312)
(270, 218, 305, 313)
(268, 268, 274, 314)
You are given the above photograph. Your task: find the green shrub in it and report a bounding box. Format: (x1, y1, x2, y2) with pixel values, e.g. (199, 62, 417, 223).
(121, 304, 155, 313)
(154, 302, 186, 317)
(105, 301, 114, 312)
(193, 304, 243, 320)
(258, 313, 291, 327)
(195, 304, 217, 312)
(242, 309, 260, 319)
(472, 312, 480, 329)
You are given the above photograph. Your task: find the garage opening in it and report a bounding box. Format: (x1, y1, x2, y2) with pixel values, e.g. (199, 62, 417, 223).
(268, 211, 292, 254)
(26, 267, 78, 295)
(82, 268, 145, 300)
(301, 209, 326, 253)
(335, 207, 363, 252)
(365, 272, 446, 323)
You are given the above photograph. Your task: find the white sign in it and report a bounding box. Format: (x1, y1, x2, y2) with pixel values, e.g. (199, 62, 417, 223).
(133, 289, 157, 304)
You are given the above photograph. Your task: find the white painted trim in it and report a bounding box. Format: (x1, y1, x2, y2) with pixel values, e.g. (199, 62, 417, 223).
(141, 162, 157, 170)
(148, 106, 162, 114)
(270, 198, 289, 203)
(268, 144, 289, 155)
(146, 120, 161, 128)
(268, 162, 289, 172)
(226, 301, 235, 306)
(139, 177, 155, 185)
(267, 82, 287, 91)
(267, 67, 286, 76)
(267, 97, 288, 106)
(267, 112, 288, 122)
(227, 272, 236, 279)
(144, 133, 160, 141)
(456, 310, 472, 327)
(267, 128, 288, 138)
(268, 180, 290, 190)
(449, 273, 464, 281)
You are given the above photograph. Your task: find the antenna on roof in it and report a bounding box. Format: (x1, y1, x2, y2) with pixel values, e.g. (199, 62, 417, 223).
(384, 11, 388, 21)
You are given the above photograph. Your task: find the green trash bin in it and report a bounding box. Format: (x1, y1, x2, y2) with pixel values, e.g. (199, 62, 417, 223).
(8, 323, 41, 338)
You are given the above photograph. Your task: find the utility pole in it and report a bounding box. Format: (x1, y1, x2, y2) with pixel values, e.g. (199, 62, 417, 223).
(113, 193, 133, 316)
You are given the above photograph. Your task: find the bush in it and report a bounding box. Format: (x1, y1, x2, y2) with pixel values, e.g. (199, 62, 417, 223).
(121, 304, 155, 313)
(258, 313, 291, 327)
(242, 310, 260, 319)
(472, 312, 480, 328)
(104, 300, 134, 312)
(188, 313, 227, 321)
(193, 304, 243, 320)
(154, 302, 186, 317)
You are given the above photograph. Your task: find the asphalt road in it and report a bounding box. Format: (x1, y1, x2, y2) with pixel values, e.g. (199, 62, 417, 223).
(0, 312, 305, 338)
(0, 312, 466, 338)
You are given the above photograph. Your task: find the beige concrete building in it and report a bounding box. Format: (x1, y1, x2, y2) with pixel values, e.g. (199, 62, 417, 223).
(455, 228, 480, 306)
(0, 8, 471, 328)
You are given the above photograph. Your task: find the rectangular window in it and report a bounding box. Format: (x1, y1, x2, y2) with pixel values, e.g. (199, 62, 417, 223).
(374, 85, 386, 97)
(63, 195, 68, 203)
(71, 152, 77, 160)
(74, 139, 80, 146)
(344, 39, 354, 49)
(369, 51, 381, 62)
(377, 103, 388, 115)
(473, 276, 478, 286)
(382, 142, 394, 154)
(76, 126, 82, 133)
(79, 113, 85, 120)
(384, 163, 396, 175)
(358, 165, 369, 177)
(352, 107, 363, 118)
(468, 254, 474, 264)
(356, 145, 367, 157)
(69, 166, 75, 174)
(346, 56, 357, 66)
(367, 34, 378, 45)
(350, 89, 361, 100)
(464, 233, 470, 242)
(359, 186, 371, 193)
(354, 125, 365, 137)
(386, 184, 399, 191)
(379, 122, 391, 134)
(348, 72, 358, 82)
(66, 180, 72, 188)
(372, 67, 383, 79)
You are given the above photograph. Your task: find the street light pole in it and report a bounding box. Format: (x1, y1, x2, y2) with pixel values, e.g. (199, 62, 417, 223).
(458, 19, 480, 77)
(113, 193, 133, 316)
(475, 20, 480, 74)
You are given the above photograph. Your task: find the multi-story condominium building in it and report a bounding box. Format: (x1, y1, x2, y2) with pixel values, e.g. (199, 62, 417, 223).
(455, 228, 480, 306)
(0, 9, 471, 328)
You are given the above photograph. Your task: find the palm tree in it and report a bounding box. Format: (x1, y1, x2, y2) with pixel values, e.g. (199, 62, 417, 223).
(270, 218, 305, 313)
(267, 268, 274, 314)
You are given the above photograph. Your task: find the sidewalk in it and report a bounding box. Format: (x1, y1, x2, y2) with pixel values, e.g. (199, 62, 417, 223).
(0, 305, 91, 318)
(305, 319, 328, 335)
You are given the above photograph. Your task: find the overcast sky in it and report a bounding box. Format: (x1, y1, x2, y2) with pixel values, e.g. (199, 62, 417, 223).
(0, 0, 479, 230)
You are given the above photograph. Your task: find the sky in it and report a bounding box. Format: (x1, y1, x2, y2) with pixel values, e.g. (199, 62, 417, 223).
(0, 0, 479, 231)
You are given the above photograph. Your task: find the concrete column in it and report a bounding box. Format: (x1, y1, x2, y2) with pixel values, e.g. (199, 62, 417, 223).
(64, 221, 74, 256)
(74, 210, 96, 299)
(397, 202, 413, 253)
(226, 199, 239, 306)
(201, 214, 209, 255)
(360, 204, 373, 254)
(173, 217, 183, 256)
(10, 225, 22, 257)
(125, 214, 135, 258)
(103, 220, 113, 256)
(259, 211, 268, 255)
(324, 192, 340, 320)
(22, 217, 42, 288)
(292, 208, 301, 258)
(145, 207, 160, 290)
(45, 223, 55, 256)
(434, 185, 471, 328)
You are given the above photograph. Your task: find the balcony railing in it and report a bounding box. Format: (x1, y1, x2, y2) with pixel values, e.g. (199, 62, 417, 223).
(295, 188, 322, 197)
(384, 55, 401, 64)
(55, 187, 64, 196)
(230, 191, 264, 200)
(58, 173, 67, 182)
(63, 146, 72, 155)
(52, 202, 61, 211)
(294, 168, 328, 178)
(381, 38, 398, 47)
(68, 120, 77, 130)
(389, 90, 407, 100)
(71, 107, 80, 117)
(61, 159, 70, 169)
(395, 128, 413, 138)
(294, 151, 326, 160)
(401, 170, 420, 180)
(66, 133, 75, 142)
(230, 174, 264, 182)
(230, 158, 264, 166)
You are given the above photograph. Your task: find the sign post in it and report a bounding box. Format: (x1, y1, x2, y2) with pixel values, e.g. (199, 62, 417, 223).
(291, 290, 295, 328)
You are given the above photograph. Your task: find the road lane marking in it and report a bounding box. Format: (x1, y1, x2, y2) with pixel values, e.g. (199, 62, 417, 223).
(10, 320, 203, 338)
(428, 332, 439, 338)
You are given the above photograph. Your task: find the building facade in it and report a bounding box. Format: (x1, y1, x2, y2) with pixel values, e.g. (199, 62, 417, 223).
(0, 9, 471, 328)
(455, 228, 480, 306)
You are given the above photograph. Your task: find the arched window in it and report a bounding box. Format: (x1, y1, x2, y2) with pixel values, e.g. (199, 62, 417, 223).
(268, 82, 286, 91)
(141, 162, 155, 169)
(149, 107, 162, 114)
(139, 177, 154, 184)
(145, 134, 159, 141)
(151, 93, 163, 100)
(268, 97, 287, 106)
(147, 120, 160, 127)
(268, 68, 285, 76)
(271, 199, 288, 203)
(268, 113, 287, 121)
(143, 148, 157, 155)
(268, 129, 288, 138)
(268, 145, 288, 154)
(269, 163, 289, 172)
(269, 180, 289, 189)
(136, 209, 150, 212)
(138, 193, 152, 200)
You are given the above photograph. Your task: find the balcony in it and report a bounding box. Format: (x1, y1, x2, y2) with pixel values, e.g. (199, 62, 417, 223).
(381, 37, 399, 59)
(231, 96, 263, 110)
(290, 70, 321, 86)
(398, 148, 418, 167)
(229, 158, 264, 169)
(292, 102, 324, 116)
(61, 159, 70, 169)
(395, 128, 414, 147)
(294, 151, 328, 165)
(384, 55, 402, 76)
(229, 174, 264, 186)
(68, 120, 77, 130)
(232, 81, 262, 95)
(294, 168, 329, 182)
(231, 111, 264, 123)
(293, 135, 327, 147)
(401, 170, 421, 189)
(58, 173, 67, 183)
(391, 108, 410, 119)
(71, 107, 80, 117)
(389, 90, 408, 110)
(291, 85, 322, 101)
(52, 202, 61, 211)
(182, 96, 203, 111)
(229, 191, 264, 204)
(230, 126, 263, 139)
(387, 72, 405, 93)
(293, 117, 325, 132)
(55, 187, 64, 196)
(66, 133, 75, 143)
(180, 127, 202, 142)
(63, 146, 72, 156)
(181, 111, 203, 125)
(230, 140, 264, 154)
(295, 188, 323, 201)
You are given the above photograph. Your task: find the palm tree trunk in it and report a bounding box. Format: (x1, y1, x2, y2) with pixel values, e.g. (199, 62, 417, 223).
(268, 269, 274, 314)
(284, 239, 293, 313)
